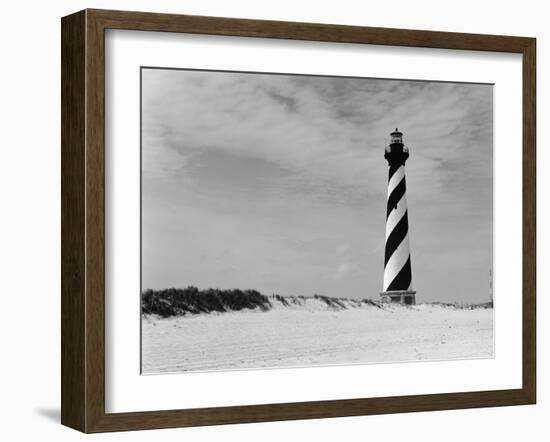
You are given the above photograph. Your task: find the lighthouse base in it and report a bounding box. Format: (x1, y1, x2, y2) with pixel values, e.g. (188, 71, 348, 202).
(380, 290, 416, 305)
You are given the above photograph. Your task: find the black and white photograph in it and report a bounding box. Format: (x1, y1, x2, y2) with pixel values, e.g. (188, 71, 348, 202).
(140, 67, 494, 374)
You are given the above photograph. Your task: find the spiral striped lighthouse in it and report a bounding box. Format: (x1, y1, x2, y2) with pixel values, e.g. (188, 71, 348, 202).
(380, 129, 416, 305)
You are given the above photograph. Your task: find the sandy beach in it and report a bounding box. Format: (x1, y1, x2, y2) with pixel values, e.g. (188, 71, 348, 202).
(142, 303, 493, 374)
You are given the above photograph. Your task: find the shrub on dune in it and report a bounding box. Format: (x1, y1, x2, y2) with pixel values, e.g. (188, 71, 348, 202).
(141, 287, 271, 317)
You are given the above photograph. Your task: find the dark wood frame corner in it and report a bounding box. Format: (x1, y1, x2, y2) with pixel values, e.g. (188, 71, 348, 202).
(61, 8, 536, 433)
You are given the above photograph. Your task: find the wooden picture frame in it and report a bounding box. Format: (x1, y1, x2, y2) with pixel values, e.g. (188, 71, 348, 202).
(61, 8, 536, 433)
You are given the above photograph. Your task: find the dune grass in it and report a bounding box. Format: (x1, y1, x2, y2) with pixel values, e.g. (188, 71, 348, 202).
(141, 287, 271, 317)
(141, 286, 492, 318)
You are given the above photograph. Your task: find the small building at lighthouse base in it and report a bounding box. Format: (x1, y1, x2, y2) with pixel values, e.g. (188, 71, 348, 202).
(380, 290, 416, 305)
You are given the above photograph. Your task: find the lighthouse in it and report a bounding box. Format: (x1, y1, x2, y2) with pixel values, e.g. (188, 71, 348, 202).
(380, 128, 416, 305)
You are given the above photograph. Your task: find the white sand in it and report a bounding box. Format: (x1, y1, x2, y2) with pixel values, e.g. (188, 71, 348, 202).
(142, 304, 493, 374)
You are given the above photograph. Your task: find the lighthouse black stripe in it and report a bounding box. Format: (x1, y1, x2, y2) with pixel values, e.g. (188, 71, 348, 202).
(388, 164, 401, 181)
(386, 177, 406, 218)
(384, 211, 409, 266)
(386, 256, 412, 291)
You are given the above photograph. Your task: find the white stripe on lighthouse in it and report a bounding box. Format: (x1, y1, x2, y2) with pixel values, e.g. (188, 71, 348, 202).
(384, 232, 411, 290)
(385, 193, 408, 240)
(387, 165, 405, 196)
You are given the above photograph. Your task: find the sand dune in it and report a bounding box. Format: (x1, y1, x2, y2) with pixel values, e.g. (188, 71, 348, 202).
(142, 303, 493, 374)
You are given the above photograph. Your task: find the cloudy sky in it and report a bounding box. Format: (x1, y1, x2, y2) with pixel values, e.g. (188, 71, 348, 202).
(141, 68, 493, 303)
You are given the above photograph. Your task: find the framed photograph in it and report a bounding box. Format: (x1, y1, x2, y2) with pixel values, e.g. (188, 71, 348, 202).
(61, 9, 536, 433)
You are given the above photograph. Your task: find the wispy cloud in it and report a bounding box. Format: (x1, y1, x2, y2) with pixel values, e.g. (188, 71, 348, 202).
(335, 262, 360, 279)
